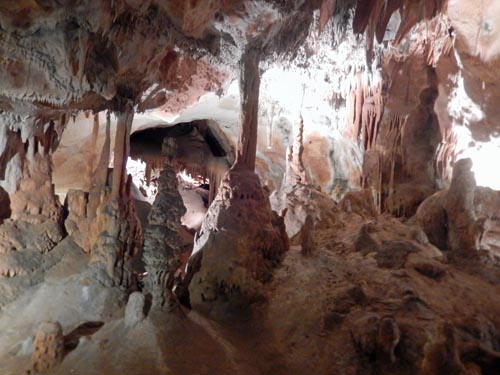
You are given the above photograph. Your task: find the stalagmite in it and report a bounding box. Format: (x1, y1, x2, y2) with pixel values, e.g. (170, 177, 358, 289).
(271, 114, 337, 239)
(445, 158, 481, 256)
(188, 42, 289, 316)
(143, 138, 187, 311)
(416, 158, 485, 256)
(300, 214, 315, 256)
(94, 112, 111, 188)
(286, 116, 307, 187)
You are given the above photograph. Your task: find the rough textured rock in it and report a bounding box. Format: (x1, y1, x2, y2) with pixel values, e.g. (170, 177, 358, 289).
(124, 292, 146, 327)
(300, 214, 316, 256)
(187, 41, 289, 316)
(142, 138, 187, 310)
(420, 322, 467, 375)
(270, 116, 337, 239)
(445, 158, 480, 256)
(351, 313, 401, 364)
(29, 321, 64, 374)
(189, 165, 289, 315)
(416, 158, 485, 256)
(89, 189, 142, 288)
(0, 115, 65, 282)
(1, 1, 500, 375)
(415, 190, 448, 250)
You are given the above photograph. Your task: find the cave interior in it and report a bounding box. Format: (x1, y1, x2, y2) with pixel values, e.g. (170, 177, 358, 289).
(1, 1, 500, 374)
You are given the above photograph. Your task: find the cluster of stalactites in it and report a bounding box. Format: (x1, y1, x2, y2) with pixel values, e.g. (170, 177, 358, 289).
(435, 126, 458, 181)
(386, 14, 455, 68)
(353, 0, 448, 63)
(347, 72, 384, 152)
(376, 113, 409, 214)
(83, 106, 134, 198)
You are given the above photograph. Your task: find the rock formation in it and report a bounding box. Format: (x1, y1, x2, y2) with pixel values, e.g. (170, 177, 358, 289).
(142, 138, 187, 311)
(416, 158, 485, 256)
(124, 292, 146, 327)
(63, 107, 142, 288)
(270, 116, 337, 240)
(28, 321, 64, 374)
(188, 43, 288, 316)
(420, 322, 467, 375)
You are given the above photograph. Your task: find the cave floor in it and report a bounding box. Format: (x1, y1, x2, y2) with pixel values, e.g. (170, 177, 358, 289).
(1, 212, 499, 375)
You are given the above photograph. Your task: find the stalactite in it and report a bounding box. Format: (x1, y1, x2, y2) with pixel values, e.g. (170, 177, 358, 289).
(84, 114, 100, 192)
(380, 114, 408, 215)
(353, 74, 363, 137)
(112, 107, 133, 198)
(353, 0, 448, 64)
(435, 127, 457, 181)
(235, 42, 261, 171)
(94, 112, 111, 188)
(349, 74, 384, 152)
(145, 161, 152, 185)
(318, 0, 336, 33)
(206, 157, 229, 205)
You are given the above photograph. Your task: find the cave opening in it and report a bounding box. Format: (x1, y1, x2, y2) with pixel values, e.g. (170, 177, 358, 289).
(128, 119, 232, 227)
(126, 119, 233, 296)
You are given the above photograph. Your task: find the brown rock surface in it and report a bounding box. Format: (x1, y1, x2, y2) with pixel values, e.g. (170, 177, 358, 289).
(189, 165, 288, 315)
(29, 321, 64, 374)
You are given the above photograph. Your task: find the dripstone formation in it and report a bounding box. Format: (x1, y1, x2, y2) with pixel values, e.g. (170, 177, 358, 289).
(28, 321, 64, 374)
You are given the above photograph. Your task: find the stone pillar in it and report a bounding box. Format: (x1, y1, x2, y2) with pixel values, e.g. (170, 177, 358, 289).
(188, 41, 289, 317)
(235, 43, 261, 170)
(143, 138, 186, 310)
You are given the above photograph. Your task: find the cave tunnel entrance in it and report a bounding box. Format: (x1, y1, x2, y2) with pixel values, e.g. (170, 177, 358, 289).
(128, 119, 232, 227)
(128, 119, 232, 279)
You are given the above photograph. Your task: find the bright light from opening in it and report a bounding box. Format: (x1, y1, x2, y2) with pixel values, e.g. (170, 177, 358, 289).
(177, 170, 198, 184)
(126, 157, 157, 203)
(459, 141, 500, 190)
(445, 68, 500, 190)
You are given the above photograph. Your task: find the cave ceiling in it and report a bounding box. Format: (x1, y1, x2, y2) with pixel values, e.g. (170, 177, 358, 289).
(0, 0, 500, 192)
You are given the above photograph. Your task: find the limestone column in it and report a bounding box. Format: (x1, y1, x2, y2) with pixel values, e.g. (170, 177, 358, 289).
(235, 43, 261, 170)
(94, 111, 111, 188)
(143, 138, 186, 310)
(112, 105, 134, 198)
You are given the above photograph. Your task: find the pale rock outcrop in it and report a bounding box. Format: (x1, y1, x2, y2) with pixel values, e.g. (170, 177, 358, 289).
(124, 292, 146, 327)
